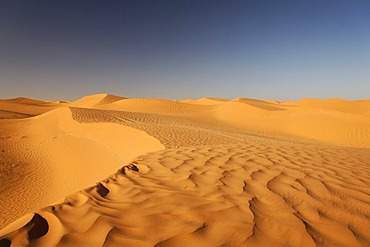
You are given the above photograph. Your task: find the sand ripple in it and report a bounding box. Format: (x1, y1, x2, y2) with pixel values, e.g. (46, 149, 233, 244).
(1, 95, 369, 246)
(2, 142, 369, 246)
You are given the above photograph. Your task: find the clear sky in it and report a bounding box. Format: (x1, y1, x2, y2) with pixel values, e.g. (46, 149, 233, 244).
(1, 0, 369, 101)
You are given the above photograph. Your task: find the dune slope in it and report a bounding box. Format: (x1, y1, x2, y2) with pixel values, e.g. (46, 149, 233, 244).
(0, 95, 369, 247)
(0, 107, 163, 229)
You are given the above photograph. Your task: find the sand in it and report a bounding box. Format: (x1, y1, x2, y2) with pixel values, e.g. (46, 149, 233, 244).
(0, 94, 369, 246)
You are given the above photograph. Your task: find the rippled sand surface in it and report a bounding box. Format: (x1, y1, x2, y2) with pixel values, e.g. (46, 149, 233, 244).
(1, 94, 369, 246)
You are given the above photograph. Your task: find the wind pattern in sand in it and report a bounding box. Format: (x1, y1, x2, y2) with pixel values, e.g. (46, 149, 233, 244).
(0, 94, 369, 246)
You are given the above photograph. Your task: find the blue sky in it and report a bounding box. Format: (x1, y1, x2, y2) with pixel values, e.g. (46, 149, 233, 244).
(1, 0, 369, 100)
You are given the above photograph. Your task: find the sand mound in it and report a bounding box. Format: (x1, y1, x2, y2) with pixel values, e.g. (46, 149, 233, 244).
(0, 97, 62, 117)
(211, 100, 370, 147)
(70, 94, 125, 107)
(0, 94, 369, 246)
(6, 97, 54, 105)
(89, 96, 370, 147)
(0, 106, 163, 229)
(287, 98, 370, 115)
(232, 97, 287, 111)
(180, 97, 227, 105)
(97, 98, 213, 116)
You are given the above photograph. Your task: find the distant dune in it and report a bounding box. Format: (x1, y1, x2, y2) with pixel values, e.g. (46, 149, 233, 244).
(70, 93, 126, 108)
(0, 94, 369, 246)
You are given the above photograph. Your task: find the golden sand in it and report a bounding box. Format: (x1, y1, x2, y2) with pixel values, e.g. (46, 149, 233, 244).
(0, 94, 369, 246)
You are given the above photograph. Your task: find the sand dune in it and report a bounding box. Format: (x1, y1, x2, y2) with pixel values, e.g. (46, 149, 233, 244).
(70, 94, 125, 108)
(211, 100, 370, 147)
(180, 97, 228, 105)
(82, 96, 370, 147)
(0, 97, 63, 117)
(97, 98, 213, 116)
(0, 94, 369, 246)
(0, 106, 163, 229)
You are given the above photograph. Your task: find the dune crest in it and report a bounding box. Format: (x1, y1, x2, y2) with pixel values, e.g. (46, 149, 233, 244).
(0, 94, 369, 246)
(70, 94, 125, 107)
(0, 106, 163, 229)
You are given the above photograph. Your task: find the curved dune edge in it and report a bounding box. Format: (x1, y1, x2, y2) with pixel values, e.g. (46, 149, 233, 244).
(0, 94, 369, 246)
(0, 107, 164, 229)
(90, 96, 370, 148)
(1, 94, 369, 147)
(69, 93, 126, 108)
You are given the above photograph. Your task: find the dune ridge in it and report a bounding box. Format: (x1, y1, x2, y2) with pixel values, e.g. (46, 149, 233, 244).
(70, 94, 125, 108)
(0, 105, 163, 229)
(0, 94, 369, 246)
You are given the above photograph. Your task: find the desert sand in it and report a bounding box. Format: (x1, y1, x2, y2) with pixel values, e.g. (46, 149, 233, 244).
(0, 94, 369, 246)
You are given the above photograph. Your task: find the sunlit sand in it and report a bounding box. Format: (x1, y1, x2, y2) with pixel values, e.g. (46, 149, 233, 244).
(0, 94, 369, 246)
